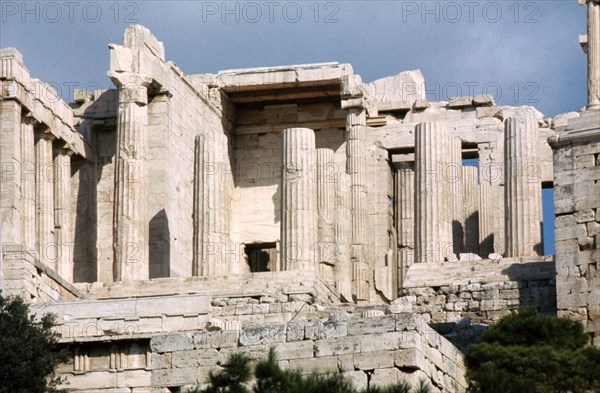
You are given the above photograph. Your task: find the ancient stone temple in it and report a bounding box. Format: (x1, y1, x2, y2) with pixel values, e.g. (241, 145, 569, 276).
(0, 5, 598, 391)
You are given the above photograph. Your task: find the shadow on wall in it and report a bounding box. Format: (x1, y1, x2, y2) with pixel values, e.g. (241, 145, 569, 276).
(72, 157, 98, 283)
(501, 261, 557, 316)
(149, 209, 170, 279)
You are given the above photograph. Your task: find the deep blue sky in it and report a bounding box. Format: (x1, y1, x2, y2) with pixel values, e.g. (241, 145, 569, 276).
(0, 0, 589, 117)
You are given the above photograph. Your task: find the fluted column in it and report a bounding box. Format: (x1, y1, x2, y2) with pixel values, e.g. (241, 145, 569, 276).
(21, 118, 36, 251)
(582, 0, 600, 109)
(203, 132, 230, 276)
(111, 73, 151, 281)
(334, 173, 352, 301)
(281, 128, 317, 271)
(396, 163, 414, 286)
(1, 100, 22, 245)
(35, 133, 55, 270)
(317, 148, 336, 283)
(54, 149, 73, 281)
(479, 182, 494, 256)
(504, 116, 543, 257)
(192, 134, 205, 276)
(414, 122, 453, 263)
(346, 108, 369, 301)
(449, 138, 464, 254)
(462, 166, 480, 255)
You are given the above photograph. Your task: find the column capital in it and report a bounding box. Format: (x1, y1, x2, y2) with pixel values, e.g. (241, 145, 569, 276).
(578, 0, 599, 5)
(35, 131, 56, 142)
(108, 71, 152, 105)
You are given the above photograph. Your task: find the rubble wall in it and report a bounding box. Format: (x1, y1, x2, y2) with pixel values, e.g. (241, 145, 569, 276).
(400, 257, 556, 324)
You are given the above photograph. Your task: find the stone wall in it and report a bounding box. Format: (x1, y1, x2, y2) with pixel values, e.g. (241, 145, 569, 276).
(551, 111, 600, 346)
(150, 313, 467, 393)
(399, 257, 556, 324)
(1, 245, 81, 302)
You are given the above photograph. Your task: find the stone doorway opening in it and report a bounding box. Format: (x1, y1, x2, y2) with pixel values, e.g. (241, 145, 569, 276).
(245, 243, 277, 272)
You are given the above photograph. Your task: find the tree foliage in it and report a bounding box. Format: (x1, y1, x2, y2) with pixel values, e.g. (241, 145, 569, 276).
(466, 308, 600, 393)
(187, 347, 431, 393)
(0, 295, 69, 393)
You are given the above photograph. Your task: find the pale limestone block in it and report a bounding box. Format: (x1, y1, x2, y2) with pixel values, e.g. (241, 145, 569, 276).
(150, 333, 194, 353)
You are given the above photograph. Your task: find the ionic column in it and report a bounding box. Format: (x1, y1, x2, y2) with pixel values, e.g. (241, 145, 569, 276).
(396, 163, 414, 286)
(111, 73, 151, 281)
(21, 117, 36, 251)
(462, 166, 480, 255)
(54, 149, 73, 281)
(35, 133, 55, 270)
(414, 122, 453, 263)
(504, 116, 543, 257)
(582, 0, 600, 109)
(479, 182, 495, 257)
(346, 108, 369, 301)
(281, 127, 317, 271)
(335, 173, 353, 301)
(449, 138, 464, 254)
(192, 134, 205, 276)
(317, 148, 336, 283)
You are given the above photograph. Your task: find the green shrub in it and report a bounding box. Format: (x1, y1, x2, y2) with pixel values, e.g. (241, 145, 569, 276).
(466, 308, 600, 393)
(0, 295, 69, 393)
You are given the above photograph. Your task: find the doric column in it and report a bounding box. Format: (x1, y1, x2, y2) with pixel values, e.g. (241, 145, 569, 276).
(54, 149, 73, 281)
(316, 148, 336, 284)
(504, 116, 543, 257)
(346, 108, 369, 301)
(395, 163, 414, 286)
(203, 132, 230, 276)
(111, 73, 151, 281)
(281, 127, 317, 271)
(35, 133, 55, 270)
(581, 0, 600, 109)
(21, 117, 36, 251)
(462, 166, 480, 255)
(414, 122, 453, 263)
(192, 134, 205, 276)
(0, 100, 22, 245)
(449, 138, 464, 254)
(335, 173, 352, 301)
(479, 182, 495, 257)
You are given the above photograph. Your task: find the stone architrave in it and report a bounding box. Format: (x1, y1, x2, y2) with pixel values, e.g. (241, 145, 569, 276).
(281, 127, 318, 271)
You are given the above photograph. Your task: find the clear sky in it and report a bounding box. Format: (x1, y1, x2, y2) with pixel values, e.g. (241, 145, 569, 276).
(0, 0, 589, 117)
(1, 1, 584, 255)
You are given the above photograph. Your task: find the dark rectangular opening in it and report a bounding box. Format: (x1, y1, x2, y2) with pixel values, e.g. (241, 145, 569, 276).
(245, 243, 277, 272)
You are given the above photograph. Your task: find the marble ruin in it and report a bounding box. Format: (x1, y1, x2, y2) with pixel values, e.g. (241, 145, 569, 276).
(0, 2, 598, 391)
